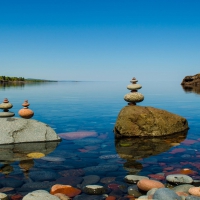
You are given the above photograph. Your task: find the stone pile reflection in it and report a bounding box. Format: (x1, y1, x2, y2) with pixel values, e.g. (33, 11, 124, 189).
(115, 131, 187, 173)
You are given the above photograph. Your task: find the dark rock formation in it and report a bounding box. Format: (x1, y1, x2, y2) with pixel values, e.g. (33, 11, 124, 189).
(181, 73, 200, 87)
(114, 105, 188, 138)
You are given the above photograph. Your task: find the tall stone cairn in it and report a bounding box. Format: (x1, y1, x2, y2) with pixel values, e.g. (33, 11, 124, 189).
(0, 98, 15, 117)
(124, 77, 144, 105)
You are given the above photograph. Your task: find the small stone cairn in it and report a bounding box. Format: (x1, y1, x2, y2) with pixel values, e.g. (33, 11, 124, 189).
(18, 100, 34, 119)
(124, 77, 144, 105)
(0, 98, 15, 117)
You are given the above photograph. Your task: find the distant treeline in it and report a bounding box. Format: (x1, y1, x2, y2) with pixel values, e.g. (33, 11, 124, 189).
(0, 76, 57, 82)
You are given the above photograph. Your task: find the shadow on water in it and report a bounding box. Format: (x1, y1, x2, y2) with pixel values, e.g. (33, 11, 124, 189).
(115, 130, 188, 173)
(182, 85, 200, 95)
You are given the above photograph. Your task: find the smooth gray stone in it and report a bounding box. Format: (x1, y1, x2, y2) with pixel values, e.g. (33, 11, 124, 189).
(124, 92, 144, 103)
(153, 188, 182, 200)
(166, 174, 193, 184)
(124, 175, 149, 184)
(83, 185, 107, 195)
(186, 196, 200, 200)
(0, 112, 15, 117)
(172, 184, 194, 193)
(128, 185, 143, 198)
(22, 190, 59, 200)
(0, 117, 61, 144)
(127, 84, 142, 90)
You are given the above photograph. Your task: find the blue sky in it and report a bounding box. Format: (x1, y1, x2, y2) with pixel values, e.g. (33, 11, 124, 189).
(0, 0, 200, 81)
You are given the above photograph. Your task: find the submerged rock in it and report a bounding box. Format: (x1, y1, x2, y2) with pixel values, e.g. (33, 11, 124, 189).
(0, 117, 61, 144)
(114, 105, 188, 137)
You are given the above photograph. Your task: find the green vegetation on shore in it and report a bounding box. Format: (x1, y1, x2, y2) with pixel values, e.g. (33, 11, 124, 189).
(0, 76, 57, 82)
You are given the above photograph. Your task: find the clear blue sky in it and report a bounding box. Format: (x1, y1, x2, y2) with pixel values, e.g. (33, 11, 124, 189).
(1, 0, 200, 81)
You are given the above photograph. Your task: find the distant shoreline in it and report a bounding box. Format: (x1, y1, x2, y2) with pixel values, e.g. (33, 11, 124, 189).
(0, 76, 58, 83)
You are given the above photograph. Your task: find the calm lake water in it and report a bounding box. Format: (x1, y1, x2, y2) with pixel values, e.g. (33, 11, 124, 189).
(0, 80, 200, 198)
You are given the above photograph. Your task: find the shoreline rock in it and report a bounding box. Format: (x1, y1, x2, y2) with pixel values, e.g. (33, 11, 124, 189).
(114, 105, 189, 137)
(0, 117, 61, 144)
(181, 73, 200, 87)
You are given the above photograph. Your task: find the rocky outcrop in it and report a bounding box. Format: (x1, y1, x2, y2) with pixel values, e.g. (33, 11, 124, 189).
(181, 73, 200, 87)
(0, 117, 61, 144)
(114, 106, 188, 137)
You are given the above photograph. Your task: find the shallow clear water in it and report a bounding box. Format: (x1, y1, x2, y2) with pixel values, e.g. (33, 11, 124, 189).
(0, 81, 200, 197)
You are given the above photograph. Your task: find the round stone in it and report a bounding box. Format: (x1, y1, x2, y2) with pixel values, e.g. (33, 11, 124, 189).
(153, 188, 182, 200)
(83, 185, 107, 195)
(0, 192, 8, 200)
(189, 187, 200, 197)
(128, 185, 143, 197)
(0, 112, 15, 117)
(137, 179, 165, 192)
(127, 84, 142, 90)
(0, 102, 13, 110)
(22, 100, 30, 107)
(124, 92, 144, 103)
(18, 108, 34, 119)
(130, 79, 138, 83)
(124, 175, 149, 184)
(166, 174, 193, 184)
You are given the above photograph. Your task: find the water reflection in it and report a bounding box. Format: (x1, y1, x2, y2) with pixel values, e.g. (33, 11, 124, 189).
(182, 85, 200, 95)
(115, 131, 188, 173)
(0, 81, 58, 90)
(0, 141, 60, 164)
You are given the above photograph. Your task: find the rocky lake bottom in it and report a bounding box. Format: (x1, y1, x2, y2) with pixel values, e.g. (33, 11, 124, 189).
(0, 81, 200, 199)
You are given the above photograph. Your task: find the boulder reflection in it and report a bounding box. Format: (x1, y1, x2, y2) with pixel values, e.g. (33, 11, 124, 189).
(182, 85, 200, 95)
(0, 141, 60, 163)
(115, 131, 187, 173)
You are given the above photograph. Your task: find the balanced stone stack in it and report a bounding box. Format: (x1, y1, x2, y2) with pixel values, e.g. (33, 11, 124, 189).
(124, 77, 144, 105)
(18, 100, 34, 119)
(0, 98, 15, 117)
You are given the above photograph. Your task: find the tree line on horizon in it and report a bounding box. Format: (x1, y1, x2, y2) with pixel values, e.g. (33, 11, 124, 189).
(0, 76, 57, 82)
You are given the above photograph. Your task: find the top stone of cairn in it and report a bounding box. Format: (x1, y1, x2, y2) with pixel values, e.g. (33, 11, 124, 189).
(124, 78, 144, 105)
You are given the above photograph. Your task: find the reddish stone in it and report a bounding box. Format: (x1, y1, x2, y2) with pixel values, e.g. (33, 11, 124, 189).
(106, 196, 117, 200)
(176, 191, 188, 197)
(50, 184, 81, 197)
(163, 167, 174, 171)
(137, 179, 165, 192)
(0, 187, 15, 192)
(159, 162, 166, 166)
(125, 195, 135, 200)
(148, 174, 165, 180)
(18, 108, 34, 119)
(78, 148, 90, 152)
(170, 148, 186, 154)
(181, 139, 197, 145)
(179, 168, 197, 175)
(108, 183, 120, 190)
(11, 194, 23, 200)
(58, 131, 97, 140)
(189, 187, 200, 196)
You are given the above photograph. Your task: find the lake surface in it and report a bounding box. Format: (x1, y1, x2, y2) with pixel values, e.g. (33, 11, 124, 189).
(0, 80, 200, 198)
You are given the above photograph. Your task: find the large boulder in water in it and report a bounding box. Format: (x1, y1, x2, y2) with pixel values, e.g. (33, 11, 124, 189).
(0, 117, 61, 144)
(114, 105, 188, 137)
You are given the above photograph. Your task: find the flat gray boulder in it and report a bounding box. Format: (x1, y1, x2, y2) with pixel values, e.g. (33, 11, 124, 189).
(0, 117, 61, 144)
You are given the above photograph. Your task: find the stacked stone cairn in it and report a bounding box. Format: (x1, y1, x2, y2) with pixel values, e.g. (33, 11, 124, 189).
(18, 100, 34, 119)
(124, 77, 144, 105)
(0, 98, 15, 117)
